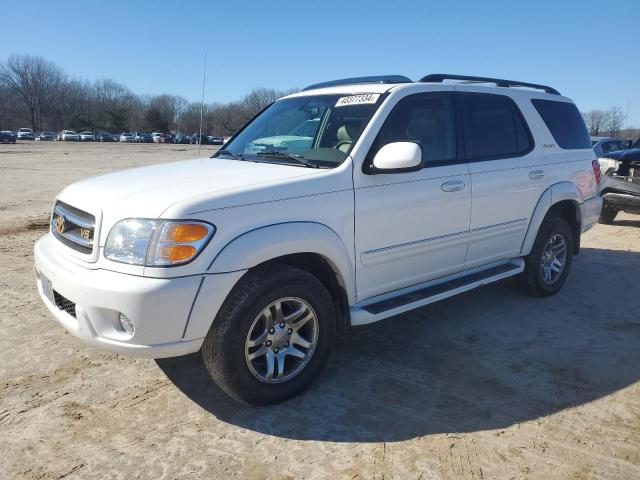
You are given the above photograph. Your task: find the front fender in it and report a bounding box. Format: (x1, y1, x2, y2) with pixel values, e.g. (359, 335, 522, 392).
(208, 222, 356, 303)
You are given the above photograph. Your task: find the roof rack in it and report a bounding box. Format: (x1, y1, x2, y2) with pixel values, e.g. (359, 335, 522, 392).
(303, 75, 412, 92)
(420, 74, 560, 95)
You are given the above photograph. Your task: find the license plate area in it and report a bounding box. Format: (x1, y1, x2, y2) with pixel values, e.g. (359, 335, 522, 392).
(37, 270, 55, 304)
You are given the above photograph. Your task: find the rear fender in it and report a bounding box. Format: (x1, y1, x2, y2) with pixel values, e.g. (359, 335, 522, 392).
(520, 182, 582, 256)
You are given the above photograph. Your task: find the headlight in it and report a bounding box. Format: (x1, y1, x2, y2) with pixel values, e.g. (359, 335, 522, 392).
(104, 219, 215, 266)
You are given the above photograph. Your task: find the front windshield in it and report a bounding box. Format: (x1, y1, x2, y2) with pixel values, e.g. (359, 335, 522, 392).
(217, 93, 383, 167)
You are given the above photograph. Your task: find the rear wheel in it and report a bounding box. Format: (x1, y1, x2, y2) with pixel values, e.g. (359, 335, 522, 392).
(202, 264, 335, 405)
(599, 205, 618, 225)
(521, 216, 574, 297)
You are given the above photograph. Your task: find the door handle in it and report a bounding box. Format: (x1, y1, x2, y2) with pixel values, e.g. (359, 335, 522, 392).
(441, 180, 465, 192)
(529, 169, 545, 180)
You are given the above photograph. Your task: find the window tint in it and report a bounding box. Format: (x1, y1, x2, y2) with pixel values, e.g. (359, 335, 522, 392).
(531, 99, 590, 149)
(372, 93, 456, 163)
(460, 93, 532, 159)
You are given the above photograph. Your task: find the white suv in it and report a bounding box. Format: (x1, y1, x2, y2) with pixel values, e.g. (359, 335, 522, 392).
(34, 74, 603, 404)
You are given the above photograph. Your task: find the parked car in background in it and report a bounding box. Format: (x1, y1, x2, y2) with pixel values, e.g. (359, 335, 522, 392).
(598, 174, 640, 224)
(597, 138, 640, 178)
(80, 131, 95, 141)
(97, 132, 117, 142)
(137, 132, 154, 143)
(61, 130, 80, 141)
(119, 133, 135, 143)
(173, 133, 190, 144)
(160, 133, 174, 144)
(191, 133, 209, 145)
(152, 132, 163, 143)
(591, 136, 629, 158)
(36, 131, 55, 141)
(17, 128, 35, 140)
(209, 136, 225, 145)
(0, 131, 17, 143)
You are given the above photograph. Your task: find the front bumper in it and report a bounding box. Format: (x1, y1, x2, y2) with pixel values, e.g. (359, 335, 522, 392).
(580, 195, 603, 232)
(34, 234, 244, 358)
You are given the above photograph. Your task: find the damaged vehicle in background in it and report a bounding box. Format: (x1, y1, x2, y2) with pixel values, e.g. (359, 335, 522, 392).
(597, 137, 640, 224)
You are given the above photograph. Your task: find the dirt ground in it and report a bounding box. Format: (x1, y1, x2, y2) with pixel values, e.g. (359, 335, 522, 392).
(1, 142, 639, 480)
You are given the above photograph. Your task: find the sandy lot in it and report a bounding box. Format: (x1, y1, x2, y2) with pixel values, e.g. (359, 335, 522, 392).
(1, 141, 639, 479)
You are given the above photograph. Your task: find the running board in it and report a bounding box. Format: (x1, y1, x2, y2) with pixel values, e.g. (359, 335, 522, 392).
(350, 259, 524, 326)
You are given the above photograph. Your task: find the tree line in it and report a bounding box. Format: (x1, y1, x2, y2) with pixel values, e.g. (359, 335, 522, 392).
(581, 106, 628, 137)
(0, 54, 295, 135)
(2, 54, 638, 141)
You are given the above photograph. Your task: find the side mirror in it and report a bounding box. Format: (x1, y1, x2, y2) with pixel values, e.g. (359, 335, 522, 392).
(371, 142, 422, 173)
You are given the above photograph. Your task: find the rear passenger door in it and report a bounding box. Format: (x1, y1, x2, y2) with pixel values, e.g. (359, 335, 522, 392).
(459, 91, 548, 269)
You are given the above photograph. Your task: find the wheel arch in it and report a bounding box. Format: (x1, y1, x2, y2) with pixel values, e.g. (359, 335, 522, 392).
(521, 182, 583, 256)
(208, 222, 355, 340)
(208, 221, 356, 301)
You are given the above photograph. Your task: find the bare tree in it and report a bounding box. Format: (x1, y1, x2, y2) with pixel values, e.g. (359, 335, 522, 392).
(603, 106, 626, 137)
(0, 54, 66, 131)
(144, 94, 188, 132)
(582, 110, 608, 136)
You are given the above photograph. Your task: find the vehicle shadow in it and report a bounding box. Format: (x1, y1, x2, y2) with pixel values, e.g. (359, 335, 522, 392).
(157, 247, 640, 442)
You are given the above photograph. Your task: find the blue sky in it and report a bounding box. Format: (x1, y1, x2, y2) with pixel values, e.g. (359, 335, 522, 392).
(2, 0, 639, 125)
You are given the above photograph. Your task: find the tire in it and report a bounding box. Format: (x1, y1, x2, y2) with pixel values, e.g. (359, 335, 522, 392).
(202, 264, 336, 405)
(521, 216, 574, 297)
(599, 206, 618, 225)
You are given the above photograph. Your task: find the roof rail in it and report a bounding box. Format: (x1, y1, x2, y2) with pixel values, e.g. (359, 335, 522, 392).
(303, 75, 412, 92)
(420, 74, 560, 95)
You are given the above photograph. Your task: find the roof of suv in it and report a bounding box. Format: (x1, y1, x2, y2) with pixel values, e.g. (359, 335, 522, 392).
(287, 74, 567, 102)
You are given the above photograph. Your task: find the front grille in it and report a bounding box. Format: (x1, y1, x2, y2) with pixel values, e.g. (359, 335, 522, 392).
(51, 201, 95, 254)
(53, 290, 77, 318)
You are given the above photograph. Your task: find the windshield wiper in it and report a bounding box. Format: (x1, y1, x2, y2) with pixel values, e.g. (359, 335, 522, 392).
(213, 149, 244, 160)
(254, 151, 320, 168)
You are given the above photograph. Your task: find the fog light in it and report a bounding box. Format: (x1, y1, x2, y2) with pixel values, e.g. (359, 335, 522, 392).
(119, 313, 135, 336)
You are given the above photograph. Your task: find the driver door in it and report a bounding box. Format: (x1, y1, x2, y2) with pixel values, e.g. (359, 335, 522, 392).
(353, 92, 471, 300)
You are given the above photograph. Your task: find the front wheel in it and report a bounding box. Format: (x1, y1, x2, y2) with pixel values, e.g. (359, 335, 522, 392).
(521, 217, 574, 297)
(202, 264, 336, 405)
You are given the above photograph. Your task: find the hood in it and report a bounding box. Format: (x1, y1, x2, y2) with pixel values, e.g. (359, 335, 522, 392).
(56, 157, 328, 232)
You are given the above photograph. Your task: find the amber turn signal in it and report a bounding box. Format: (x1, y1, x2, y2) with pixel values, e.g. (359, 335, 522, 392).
(159, 244, 197, 262)
(169, 223, 210, 243)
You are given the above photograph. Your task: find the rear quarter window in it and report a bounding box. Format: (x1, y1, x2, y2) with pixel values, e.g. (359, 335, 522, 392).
(460, 93, 533, 160)
(531, 99, 590, 149)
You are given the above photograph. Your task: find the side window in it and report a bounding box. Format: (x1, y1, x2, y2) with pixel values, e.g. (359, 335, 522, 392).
(602, 141, 621, 154)
(372, 93, 457, 164)
(460, 93, 532, 159)
(531, 99, 591, 149)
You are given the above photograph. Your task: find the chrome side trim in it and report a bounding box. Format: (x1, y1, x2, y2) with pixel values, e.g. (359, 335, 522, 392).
(469, 218, 528, 242)
(360, 230, 469, 267)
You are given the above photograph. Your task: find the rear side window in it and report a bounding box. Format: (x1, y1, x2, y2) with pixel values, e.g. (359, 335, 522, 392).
(460, 93, 532, 159)
(531, 99, 590, 149)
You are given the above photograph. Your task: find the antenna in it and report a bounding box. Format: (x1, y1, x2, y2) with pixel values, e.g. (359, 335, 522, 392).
(198, 52, 207, 156)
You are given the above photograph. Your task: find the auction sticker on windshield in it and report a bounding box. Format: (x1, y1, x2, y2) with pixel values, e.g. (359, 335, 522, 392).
(335, 94, 380, 107)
